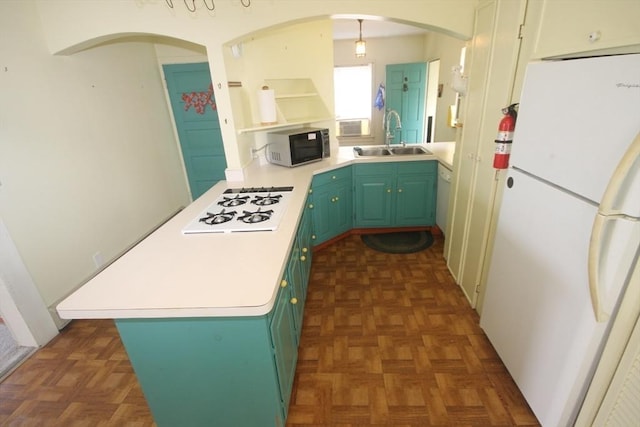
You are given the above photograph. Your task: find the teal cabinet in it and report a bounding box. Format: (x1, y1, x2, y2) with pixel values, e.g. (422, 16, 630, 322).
(353, 163, 395, 227)
(114, 200, 315, 427)
(270, 284, 298, 420)
(115, 316, 285, 427)
(285, 199, 313, 343)
(354, 161, 437, 227)
(309, 167, 353, 245)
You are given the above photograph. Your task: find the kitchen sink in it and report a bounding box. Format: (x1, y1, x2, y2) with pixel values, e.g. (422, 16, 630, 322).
(390, 146, 432, 155)
(353, 147, 392, 156)
(353, 145, 432, 157)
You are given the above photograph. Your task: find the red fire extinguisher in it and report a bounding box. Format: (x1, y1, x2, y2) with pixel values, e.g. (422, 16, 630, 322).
(493, 103, 519, 169)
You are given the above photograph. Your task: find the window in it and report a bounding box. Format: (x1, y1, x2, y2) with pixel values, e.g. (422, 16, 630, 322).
(333, 64, 372, 137)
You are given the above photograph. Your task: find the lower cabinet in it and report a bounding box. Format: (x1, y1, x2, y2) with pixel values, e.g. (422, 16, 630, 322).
(309, 166, 352, 244)
(354, 161, 437, 227)
(270, 284, 299, 420)
(285, 199, 313, 343)
(114, 201, 315, 427)
(115, 316, 286, 427)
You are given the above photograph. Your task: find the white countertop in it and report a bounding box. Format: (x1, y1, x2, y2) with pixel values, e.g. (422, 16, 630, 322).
(56, 142, 455, 319)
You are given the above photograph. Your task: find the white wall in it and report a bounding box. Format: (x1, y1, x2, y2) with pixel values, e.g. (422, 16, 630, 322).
(424, 32, 466, 142)
(0, 0, 475, 333)
(0, 2, 189, 312)
(333, 32, 465, 145)
(34, 0, 476, 172)
(334, 34, 427, 146)
(224, 20, 336, 167)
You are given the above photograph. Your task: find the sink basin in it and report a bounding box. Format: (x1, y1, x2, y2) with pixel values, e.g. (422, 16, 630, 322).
(390, 146, 432, 155)
(353, 147, 392, 156)
(353, 145, 432, 157)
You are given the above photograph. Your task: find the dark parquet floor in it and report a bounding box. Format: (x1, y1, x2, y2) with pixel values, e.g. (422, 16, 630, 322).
(0, 233, 540, 426)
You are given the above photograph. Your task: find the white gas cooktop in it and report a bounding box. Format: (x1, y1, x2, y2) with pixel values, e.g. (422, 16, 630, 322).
(182, 186, 294, 234)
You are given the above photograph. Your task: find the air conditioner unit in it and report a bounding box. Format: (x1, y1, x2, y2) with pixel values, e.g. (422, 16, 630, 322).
(339, 120, 362, 137)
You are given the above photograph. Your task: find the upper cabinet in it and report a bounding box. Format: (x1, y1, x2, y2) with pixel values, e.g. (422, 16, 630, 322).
(532, 0, 640, 58)
(237, 78, 332, 134)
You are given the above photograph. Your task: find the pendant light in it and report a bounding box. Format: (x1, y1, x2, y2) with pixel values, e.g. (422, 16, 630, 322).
(355, 19, 366, 58)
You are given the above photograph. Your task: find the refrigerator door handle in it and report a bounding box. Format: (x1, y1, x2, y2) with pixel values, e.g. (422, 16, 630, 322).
(589, 131, 640, 322)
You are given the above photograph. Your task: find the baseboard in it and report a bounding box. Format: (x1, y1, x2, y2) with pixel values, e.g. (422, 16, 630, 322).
(48, 306, 71, 330)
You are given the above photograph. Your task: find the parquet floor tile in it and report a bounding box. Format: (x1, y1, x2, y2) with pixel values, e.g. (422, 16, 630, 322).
(0, 233, 540, 426)
(286, 233, 539, 426)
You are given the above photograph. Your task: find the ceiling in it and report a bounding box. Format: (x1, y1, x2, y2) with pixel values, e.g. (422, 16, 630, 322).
(332, 19, 429, 41)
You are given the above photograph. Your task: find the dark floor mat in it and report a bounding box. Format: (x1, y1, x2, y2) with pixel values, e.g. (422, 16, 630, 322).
(361, 230, 433, 254)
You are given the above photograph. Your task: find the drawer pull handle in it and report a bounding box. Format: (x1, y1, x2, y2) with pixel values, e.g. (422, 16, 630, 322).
(300, 255, 307, 262)
(280, 280, 288, 288)
(290, 297, 298, 305)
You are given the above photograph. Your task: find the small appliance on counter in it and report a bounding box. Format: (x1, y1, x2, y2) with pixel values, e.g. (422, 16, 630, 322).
(182, 186, 294, 234)
(267, 127, 330, 167)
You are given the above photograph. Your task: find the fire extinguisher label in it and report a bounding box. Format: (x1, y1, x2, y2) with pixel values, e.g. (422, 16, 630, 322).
(495, 131, 514, 142)
(494, 143, 512, 154)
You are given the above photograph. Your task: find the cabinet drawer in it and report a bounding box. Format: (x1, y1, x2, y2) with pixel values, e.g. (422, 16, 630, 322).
(399, 160, 437, 175)
(312, 166, 351, 186)
(354, 162, 395, 176)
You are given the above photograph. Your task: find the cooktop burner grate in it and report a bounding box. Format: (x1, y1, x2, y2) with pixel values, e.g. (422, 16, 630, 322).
(182, 186, 294, 234)
(218, 195, 250, 208)
(238, 208, 274, 224)
(199, 209, 237, 225)
(251, 194, 282, 206)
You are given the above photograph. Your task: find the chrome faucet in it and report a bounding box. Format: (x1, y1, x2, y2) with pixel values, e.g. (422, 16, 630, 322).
(385, 109, 402, 147)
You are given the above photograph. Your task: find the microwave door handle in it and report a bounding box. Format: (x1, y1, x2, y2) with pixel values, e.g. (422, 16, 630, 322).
(588, 131, 640, 322)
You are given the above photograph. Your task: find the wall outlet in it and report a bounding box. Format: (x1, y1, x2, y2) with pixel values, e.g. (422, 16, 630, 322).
(92, 251, 104, 269)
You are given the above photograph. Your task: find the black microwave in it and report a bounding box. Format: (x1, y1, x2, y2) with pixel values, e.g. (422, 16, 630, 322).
(267, 127, 330, 167)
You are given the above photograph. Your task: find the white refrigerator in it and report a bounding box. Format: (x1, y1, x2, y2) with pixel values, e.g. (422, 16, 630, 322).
(480, 54, 640, 426)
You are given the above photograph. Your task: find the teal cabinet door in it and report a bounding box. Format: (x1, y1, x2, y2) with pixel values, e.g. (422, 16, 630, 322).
(286, 238, 305, 343)
(354, 174, 394, 227)
(269, 285, 298, 419)
(333, 179, 353, 234)
(354, 161, 437, 228)
(395, 172, 436, 226)
(310, 167, 352, 244)
(297, 203, 313, 296)
(309, 183, 333, 242)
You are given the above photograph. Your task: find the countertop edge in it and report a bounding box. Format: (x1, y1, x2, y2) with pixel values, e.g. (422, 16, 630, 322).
(57, 142, 455, 320)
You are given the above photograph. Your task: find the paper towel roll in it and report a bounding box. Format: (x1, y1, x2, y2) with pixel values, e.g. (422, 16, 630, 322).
(258, 87, 277, 125)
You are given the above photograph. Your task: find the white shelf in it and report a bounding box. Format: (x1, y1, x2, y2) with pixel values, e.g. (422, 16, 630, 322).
(274, 92, 318, 99)
(238, 116, 333, 134)
(236, 78, 331, 135)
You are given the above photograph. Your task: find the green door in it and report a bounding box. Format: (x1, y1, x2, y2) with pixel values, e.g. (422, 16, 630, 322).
(163, 63, 227, 200)
(385, 62, 428, 144)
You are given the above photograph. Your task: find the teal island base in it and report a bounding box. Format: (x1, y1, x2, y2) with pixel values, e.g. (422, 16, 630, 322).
(115, 315, 291, 427)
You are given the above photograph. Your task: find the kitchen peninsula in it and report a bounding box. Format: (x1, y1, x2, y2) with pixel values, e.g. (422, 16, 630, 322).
(57, 142, 454, 427)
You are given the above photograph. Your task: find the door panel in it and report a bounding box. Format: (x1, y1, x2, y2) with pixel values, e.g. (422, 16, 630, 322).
(385, 63, 427, 144)
(163, 63, 227, 200)
(354, 176, 392, 227)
